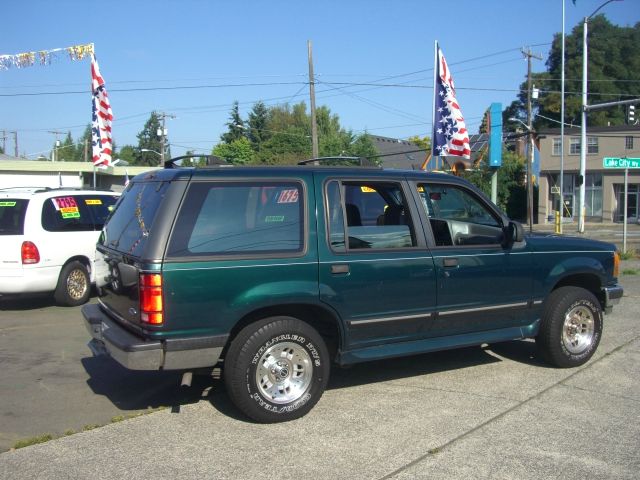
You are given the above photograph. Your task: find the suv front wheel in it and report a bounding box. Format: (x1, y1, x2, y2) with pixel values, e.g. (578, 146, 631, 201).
(536, 286, 603, 368)
(54, 260, 90, 307)
(224, 316, 330, 423)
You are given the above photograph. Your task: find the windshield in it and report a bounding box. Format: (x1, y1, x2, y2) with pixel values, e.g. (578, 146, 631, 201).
(100, 181, 170, 256)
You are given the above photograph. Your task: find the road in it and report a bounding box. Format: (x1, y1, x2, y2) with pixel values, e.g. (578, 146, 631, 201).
(0, 262, 639, 479)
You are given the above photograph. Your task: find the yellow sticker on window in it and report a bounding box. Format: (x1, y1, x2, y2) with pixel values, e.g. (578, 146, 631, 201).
(360, 186, 376, 193)
(417, 186, 425, 192)
(85, 199, 102, 205)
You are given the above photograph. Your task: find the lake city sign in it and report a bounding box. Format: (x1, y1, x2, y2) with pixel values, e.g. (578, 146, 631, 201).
(602, 157, 640, 169)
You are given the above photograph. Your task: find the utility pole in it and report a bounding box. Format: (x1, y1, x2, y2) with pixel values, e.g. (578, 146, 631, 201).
(84, 139, 89, 162)
(157, 112, 175, 166)
(1, 130, 5, 153)
(13, 131, 18, 158)
(522, 47, 542, 232)
(48, 130, 64, 162)
(307, 40, 319, 159)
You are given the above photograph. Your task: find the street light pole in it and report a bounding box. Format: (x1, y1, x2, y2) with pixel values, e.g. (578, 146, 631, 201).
(579, 15, 588, 233)
(579, 0, 623, 233)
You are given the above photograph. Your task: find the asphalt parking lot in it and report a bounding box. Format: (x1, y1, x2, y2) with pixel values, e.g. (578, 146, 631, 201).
(1, 262, 639, 479)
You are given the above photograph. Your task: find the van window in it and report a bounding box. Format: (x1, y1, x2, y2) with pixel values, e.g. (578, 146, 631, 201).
(0, 199, 29, 235)
(167, 181, 304, 257)
(42, 195, 119, 232)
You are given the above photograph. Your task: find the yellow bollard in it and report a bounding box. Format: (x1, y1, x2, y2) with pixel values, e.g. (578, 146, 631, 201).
(555, 210, 561, 234)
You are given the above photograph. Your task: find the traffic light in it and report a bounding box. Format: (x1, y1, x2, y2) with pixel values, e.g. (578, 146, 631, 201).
(628, 105, 636, 125)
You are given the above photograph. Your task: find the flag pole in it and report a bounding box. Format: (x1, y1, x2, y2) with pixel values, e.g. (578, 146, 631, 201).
(432, 40, 439, 171)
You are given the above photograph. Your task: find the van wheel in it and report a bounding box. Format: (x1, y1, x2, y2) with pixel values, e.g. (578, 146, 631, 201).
(536, 286, 603, 368)
(54, 261, 90, 306)
(224, 316, 330, 423)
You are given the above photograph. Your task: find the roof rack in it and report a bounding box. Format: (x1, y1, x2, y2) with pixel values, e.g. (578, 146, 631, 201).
(297, 156, 378, 167)
(164, 155, 231, 169)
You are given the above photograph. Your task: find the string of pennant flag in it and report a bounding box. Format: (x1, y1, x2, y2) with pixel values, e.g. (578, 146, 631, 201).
(0, 43, 95, 70)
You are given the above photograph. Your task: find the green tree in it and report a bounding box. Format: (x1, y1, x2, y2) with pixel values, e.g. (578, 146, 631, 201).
(212, 137, 255, 164)
(461, 150, 527, 220)
(74, 125, 92, 162)
(55, 132, 76, 162)
(247, 101, 270, 151)
(508, 16, 640, 129)
(220, 101, 246, 144)
(136, 112, 164, 166)
(116, 145, 138, 165)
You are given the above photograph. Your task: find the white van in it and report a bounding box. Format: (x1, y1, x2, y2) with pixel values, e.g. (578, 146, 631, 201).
(0, 187, 120, 306)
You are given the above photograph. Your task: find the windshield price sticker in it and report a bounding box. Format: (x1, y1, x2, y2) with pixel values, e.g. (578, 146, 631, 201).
(53, 196, 78, 210)
(0, 201, 17, 207)
(85, 199, 103, 205)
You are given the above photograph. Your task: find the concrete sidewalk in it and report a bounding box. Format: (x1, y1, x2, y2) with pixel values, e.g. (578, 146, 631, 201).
(1, 272, 638, 479)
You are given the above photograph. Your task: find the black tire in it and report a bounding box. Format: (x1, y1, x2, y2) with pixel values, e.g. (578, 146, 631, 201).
(536, 286, 603, 368)
(224, 316, 330, 423)
(54, 261, 91, 307)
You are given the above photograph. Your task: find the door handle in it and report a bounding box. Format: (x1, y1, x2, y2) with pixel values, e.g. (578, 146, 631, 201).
(443, 258, 458, 268)
(331, 264, 350, 274)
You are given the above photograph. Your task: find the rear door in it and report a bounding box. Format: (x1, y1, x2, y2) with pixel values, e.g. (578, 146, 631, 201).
(0, 198, 29, 270)
(316, 174, 437, 349)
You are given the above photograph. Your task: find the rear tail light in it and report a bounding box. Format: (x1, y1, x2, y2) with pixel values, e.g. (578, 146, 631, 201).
(613, 251, 620, 278)
(21, 241, 40, 264)
(140, 273, 163, 325)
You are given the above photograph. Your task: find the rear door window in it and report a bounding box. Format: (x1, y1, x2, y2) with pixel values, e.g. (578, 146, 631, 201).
(0, 199, 29, 235)
(167, 181, 304, 257)
(326, 180, 418, 250)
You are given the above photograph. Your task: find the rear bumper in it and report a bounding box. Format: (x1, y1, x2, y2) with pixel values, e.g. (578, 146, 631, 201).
(602, 284, 624, 313)
(82, 303, 228, 370)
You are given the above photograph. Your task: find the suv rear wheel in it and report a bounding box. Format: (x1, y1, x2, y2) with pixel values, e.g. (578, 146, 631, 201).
(54, 260, 90, 307)
(224, 316, 330, 423)
(536, 286, 603, 368)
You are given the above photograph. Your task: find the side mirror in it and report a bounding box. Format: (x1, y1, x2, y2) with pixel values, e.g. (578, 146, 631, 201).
(507, 221, 524, 244)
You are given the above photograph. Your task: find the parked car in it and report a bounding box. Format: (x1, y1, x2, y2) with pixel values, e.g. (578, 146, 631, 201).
(83, 160, 623, 422)
(0, 187, 120, 306)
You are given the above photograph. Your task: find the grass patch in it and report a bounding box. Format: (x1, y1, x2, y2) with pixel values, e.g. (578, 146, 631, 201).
(619, 250, 636, 260)
(10, 407, 167, 450)
(12, 434, 54, 450)
(622, 269, 638, 275)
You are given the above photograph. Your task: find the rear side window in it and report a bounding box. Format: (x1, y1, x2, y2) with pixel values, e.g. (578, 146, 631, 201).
(100, 182, 170, 256)
(0, 199, 29, 235)
(167, 181, 304, 257)
(42, 195, 119, 232)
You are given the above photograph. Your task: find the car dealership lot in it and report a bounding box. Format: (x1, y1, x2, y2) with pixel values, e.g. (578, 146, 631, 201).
(1, 265, 639, 479)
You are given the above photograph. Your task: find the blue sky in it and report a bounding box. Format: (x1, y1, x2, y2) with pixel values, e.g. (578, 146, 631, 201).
(1, 0, 638, 160)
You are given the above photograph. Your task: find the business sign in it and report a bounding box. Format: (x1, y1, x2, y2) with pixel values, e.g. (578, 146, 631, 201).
(603, 157, 640, 169)
(489, 103, 502, 167)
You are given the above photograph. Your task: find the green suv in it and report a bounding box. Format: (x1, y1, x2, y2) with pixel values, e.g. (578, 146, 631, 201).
(83, 160, 623, 422)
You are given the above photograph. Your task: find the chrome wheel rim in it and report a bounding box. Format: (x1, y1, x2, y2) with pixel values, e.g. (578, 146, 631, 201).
(562, 305, 595, 354)
(67, 269, 88, 300)
(255, 341, 312, 404)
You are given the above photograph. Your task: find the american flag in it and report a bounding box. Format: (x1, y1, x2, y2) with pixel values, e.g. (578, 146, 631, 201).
(432, 44, 470, 159)
(91, 54, 113, 166)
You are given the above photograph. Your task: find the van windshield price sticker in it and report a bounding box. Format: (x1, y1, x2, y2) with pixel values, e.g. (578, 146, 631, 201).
(0, 201, 17, 207)
(53, 196, 80, 218)
(85, 199, 103, 205)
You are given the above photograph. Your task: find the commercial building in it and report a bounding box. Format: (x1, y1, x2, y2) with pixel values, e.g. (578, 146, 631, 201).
(537, 125, 640, 223)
